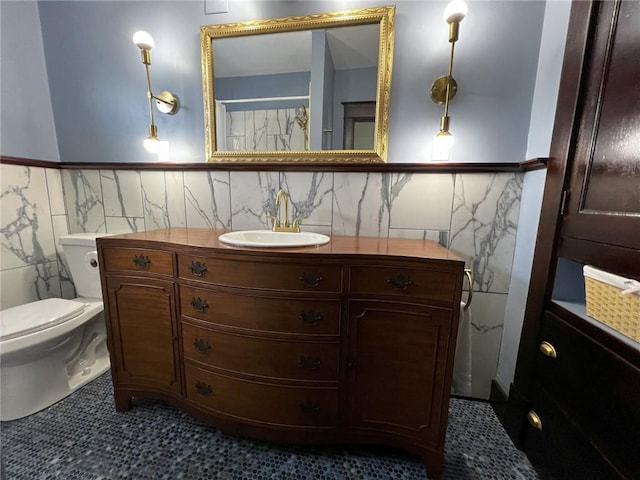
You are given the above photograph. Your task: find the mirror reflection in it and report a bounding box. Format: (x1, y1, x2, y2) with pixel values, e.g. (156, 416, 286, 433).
(201, 6, 395, 163)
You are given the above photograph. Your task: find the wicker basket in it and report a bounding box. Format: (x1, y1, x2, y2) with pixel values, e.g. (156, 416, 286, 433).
(583, 266, 640, 342)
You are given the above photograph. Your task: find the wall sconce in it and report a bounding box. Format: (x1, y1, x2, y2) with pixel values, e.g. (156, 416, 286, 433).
(430, 0, 468, 160)
(132, 31, 179, 153)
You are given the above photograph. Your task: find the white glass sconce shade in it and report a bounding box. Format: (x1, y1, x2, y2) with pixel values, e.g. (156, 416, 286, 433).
(133, 31, 154, 50)
(432, 130, 455, 161)
(144, 137, 160, 153)
(443, 1, 468, 24)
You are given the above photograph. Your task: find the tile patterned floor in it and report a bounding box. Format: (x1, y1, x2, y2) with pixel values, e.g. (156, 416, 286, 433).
(1, 373, 538, 479)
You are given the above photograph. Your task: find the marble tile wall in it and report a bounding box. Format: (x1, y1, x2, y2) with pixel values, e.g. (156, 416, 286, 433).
(225, 108, 308, 151)
(1, 163, 522, 399)
(0, 164, 74, 310)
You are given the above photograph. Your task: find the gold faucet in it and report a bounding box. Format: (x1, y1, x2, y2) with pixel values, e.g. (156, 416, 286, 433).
(268, 189, 304, 232)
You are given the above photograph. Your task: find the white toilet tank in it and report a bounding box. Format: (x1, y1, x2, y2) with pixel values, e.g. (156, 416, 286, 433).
(59, 233, 110, 299)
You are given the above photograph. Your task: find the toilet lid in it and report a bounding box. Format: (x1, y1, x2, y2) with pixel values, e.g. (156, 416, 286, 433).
(0, 298, 87, 341)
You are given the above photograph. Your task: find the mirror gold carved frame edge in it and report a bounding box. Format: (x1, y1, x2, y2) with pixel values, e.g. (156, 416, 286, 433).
(201, 5, 395, 164)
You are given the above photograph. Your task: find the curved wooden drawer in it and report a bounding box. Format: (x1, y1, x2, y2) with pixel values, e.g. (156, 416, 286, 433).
(179, 285, 341, 336)
(182, 322, 339, 382)
(185, 364, 338, 428)
(349, 265, 457, 303)
(178, 255, 342, 293)
(102, 247, 173, 276)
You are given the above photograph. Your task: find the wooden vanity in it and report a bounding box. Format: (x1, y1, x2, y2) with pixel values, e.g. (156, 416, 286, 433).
(97, 228, 464, 479)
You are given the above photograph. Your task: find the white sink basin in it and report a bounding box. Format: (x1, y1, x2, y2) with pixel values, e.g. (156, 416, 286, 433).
(218, 230, 330, 248)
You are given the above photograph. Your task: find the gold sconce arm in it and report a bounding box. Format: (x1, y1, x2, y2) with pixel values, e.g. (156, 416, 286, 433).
(430, 1, 468, 161)
(133, 30, 179, 153)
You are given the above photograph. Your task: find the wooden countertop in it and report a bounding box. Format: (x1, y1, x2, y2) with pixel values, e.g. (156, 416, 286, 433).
(98, 228, 464, 264)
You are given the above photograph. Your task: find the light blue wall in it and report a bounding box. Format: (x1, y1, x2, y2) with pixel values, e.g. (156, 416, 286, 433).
(34, 0, 546, 164)
(322, 37, 336, 150)
(0, 1, 59, 161)
(309, 29, 327, 150)
(387, 0, 544, 163)
(526, 0, 574, 159)
(496, 0, 573, 394)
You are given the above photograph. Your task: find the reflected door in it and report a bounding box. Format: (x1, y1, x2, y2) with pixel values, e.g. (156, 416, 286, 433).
(343, 102, 376, 149)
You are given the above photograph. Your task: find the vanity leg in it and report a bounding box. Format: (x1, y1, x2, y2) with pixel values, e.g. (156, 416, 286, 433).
(423, 451, 444, 480)
(114, 392, 132, 412)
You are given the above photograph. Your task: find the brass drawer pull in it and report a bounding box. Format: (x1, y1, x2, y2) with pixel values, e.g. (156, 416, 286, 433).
(193, 338, 211, 354)
(299, 311, 323, 326)
(299, 356, 322, 370)
(191, 297, 209, 313)
(539, 341, 557, 359)
(132, 254, 151, 269)
(300, 400, 321, 415)
(387, 274, 413, 290)
(195, 381, 212, 396)
(527, 410, 543, 431)
(190, 261, 208, 277)
(299, 272, 323, 288)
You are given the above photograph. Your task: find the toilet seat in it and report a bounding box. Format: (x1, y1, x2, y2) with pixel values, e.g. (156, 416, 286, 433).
(0, 298, 87, 342)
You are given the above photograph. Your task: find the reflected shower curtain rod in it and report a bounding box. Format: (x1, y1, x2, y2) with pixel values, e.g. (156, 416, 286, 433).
(218, 95, 309, 104)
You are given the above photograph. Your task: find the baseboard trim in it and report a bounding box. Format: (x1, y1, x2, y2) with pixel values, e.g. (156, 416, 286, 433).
(490, 379, 508, 403)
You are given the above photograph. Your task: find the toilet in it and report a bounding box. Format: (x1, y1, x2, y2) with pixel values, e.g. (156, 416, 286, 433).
(0, 233, 111, 421)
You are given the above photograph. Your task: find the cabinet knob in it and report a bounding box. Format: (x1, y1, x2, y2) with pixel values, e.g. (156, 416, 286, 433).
(193, 338, 211, 354)
(132, 254, 151, 269)
(387, 274, 413, 290)
(195, 381, 213, 396)
(299, 356, 322, 370)
(300, 400, 321, 415)
(190, 261, 208, 277)
(299, 272, 323, 287)
(191, 297, 209, 313)
(527, 410, 543, 431)
(298, 311, 323, 326)
(539, 341, 557, 359)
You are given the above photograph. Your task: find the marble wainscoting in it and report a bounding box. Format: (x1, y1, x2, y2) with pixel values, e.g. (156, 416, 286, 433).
(0, 163, 524, 399)
(0, 164, 74, 309)
(448, 173, 523, 398)
(58, 167, 522, 399)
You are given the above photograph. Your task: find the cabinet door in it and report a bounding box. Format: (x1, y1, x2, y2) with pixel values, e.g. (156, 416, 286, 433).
(346, 300, 454, 445)
(106, 276, 180, 392)
(562, 0, 640, 250)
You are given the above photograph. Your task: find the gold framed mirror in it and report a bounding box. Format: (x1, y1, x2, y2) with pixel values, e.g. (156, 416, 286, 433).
(201, 6, 395, 164)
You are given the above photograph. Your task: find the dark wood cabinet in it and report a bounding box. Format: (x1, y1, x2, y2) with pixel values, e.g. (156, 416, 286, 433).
(98, 228, 464, 479)
(501, 2, 640, 478)
(530, 310, 640, 477)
